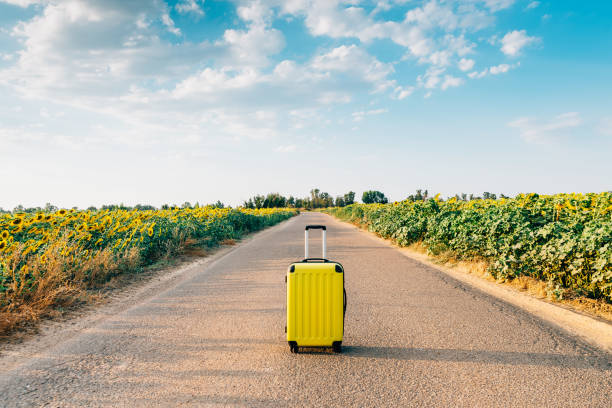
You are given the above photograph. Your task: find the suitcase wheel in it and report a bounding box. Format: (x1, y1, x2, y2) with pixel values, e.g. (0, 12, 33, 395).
(289, 341, 298, 354)
(332, 341, 342, 353)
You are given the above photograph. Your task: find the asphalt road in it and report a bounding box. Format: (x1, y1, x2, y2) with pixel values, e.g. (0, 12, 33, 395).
(1, 213, 610, 407)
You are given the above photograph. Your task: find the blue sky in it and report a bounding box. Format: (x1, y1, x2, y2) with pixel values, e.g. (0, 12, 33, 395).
(0, 0, 610, 208)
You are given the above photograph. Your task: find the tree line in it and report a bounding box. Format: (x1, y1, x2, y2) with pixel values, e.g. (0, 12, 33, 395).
(2, 189, 516, 213)
(243, 189, 357, 209)
(242, 189, 513, 209)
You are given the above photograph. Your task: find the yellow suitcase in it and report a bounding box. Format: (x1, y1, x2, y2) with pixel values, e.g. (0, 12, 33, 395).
(286, 225, 346, 353)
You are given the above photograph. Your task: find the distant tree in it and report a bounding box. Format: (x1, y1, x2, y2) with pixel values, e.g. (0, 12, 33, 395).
(44, 203, 58, 213)
(182, 201, 192, 208)
(135, 204, 156, 211)
(483, 192, 497, 200)
(161, 204, 170, 210)
(500, 193, 509, 199)
(343, 191, 355, 205)
(243, 198, 255, 209)
(406, 189, 430, 202)
(253, 195, 265, 209)
(362, 190, 388, 204)
(335, 196, 345, 207)
(319, 192, 333, 208)
(262, 193, 286, 208)
(242, 189, 343, 209)
(310, 189, 321, 208)
(87, 206, 97, 211)
(22, 206, 42, 213)
(211, 200, 225, 209)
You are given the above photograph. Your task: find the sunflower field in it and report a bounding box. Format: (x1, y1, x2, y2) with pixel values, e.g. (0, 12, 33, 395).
(0, 206, 296, 333)
(325, 193, 612, 301)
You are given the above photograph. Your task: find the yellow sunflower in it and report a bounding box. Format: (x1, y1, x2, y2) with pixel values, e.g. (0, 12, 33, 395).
(0, 240, 7, 251)
(11, 218, 22, 226)
(58, 209, 67, 215)
(1, 230, 8, 239)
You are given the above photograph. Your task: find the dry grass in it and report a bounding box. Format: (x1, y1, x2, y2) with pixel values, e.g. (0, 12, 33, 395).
(0, 232, 247, 338)
(0, 241, 144, 337)
(404, 243, 612, 322)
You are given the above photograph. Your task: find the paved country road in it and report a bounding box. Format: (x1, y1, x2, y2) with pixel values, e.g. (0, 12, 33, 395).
(1, 213, 610, 407)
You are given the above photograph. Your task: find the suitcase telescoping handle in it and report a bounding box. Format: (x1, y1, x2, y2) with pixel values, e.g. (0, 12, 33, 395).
(304, 225, 326, 261)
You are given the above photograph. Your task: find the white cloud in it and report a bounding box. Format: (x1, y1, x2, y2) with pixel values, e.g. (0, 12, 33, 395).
(489, 63, 511, 74)
(311, 44, 395, 91)
(525, 1, 540, 10)
(458, 58, 475, 71)
(352, 108, 388, 122)
(275, 0, 500, 68)
(440, 75, 463, 90)
(508, 112, 582, 143)
(405, 1, 459, 30)
(171, 68, 260, 98)
(2, 0, 203, 100)
(0, 0, 46, 6)
(161, 12, 181, 35)
(500, 29, 538, 56)
(393, 85, 414, 100)
(418, 67, 445, 89)
(481, 0, 516, 12)
(222, 24, 285, 67)
(0, 0, 544, 159)
(468, 62, 519, 78)
(175, 0, 204, 17)
(237, 0, 274, 25)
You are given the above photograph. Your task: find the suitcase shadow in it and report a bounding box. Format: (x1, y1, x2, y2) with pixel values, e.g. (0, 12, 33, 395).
(340, 346, 610, 369)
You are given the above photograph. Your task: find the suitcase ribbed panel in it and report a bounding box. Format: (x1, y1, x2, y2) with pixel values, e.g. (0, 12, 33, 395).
(287, 263, 343, 346)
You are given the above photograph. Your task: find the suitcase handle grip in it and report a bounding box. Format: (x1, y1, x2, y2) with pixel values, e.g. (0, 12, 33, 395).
(301, 258, 330, 262)
(305, 226, 326, 259)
